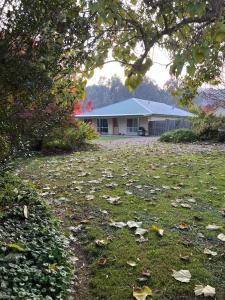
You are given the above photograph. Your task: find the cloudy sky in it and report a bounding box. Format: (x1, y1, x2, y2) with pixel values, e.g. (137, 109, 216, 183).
(88, 47, 172, 88)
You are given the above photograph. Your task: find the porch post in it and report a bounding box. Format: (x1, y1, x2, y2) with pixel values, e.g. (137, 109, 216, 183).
(137, 117, 140, 135)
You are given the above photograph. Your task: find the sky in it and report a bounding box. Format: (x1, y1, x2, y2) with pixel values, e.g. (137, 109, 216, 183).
(87, 47, 172, 88)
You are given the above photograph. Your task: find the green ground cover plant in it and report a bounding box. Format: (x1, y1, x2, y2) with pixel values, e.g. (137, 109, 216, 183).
(0, 174, 72, 299)
(14, 141, 225, 300)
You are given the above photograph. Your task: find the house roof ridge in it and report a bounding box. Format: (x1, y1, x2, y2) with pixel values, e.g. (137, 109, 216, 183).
(132, 98, 153, 115)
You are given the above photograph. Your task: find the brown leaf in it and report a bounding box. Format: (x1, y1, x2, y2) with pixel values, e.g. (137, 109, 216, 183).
(178, 223, 189, 230)
(97, 257, 107, 265)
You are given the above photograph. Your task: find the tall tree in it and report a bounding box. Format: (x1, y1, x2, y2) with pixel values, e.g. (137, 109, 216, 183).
(1, 0, 225, 149)
(90, 0, 225, 104)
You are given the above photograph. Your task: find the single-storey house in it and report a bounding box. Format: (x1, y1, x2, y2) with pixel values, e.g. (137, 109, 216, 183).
(76, 98, 194, 136)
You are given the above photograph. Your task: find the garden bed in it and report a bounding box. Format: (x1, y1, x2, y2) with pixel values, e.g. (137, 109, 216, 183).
(0, 174, 72, 299)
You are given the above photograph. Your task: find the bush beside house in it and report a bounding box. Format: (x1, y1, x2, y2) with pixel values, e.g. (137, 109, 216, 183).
(160, 110, 225, 143)
(160, 128, 197, 143)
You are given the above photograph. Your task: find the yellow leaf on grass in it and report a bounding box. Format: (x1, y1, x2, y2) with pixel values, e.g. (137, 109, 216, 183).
(150, 225, 164, 236)
(133, 286, 152, 300)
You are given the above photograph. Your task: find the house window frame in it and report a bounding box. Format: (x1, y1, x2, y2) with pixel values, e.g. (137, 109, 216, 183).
(127, 118, 138, 133)
(97, 118, 108, 133)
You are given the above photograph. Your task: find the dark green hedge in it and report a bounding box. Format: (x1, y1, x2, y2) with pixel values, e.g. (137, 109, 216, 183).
(0, 175, 72, 299)
(160, 128, 197, 143)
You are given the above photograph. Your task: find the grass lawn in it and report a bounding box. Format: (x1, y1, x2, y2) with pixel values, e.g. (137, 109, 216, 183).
(14, 142, 225, 300)
(96, 135, 141, 142)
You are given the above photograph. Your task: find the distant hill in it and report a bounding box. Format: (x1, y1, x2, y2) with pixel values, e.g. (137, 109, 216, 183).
(86, 75, 178, 109)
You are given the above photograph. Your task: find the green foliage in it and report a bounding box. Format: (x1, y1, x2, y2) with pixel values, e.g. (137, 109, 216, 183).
(42, 122, 99, 152)
(0, 174, 72, 299)
(191, 110, 225, 141)
(0, 135, 10, 162)
(1, 0, 225, 153)
(160, 128, 197, 143)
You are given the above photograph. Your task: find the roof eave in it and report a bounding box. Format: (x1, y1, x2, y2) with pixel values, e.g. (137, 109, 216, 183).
(75, 113, 148, 118)
(150, 113, 193, 118)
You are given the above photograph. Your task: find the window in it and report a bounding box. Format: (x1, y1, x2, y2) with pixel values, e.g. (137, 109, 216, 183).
(127, 118, 138, 133)
(97, 119, 108, 133)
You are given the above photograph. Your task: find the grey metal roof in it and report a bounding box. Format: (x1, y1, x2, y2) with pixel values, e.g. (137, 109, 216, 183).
(76, 98, 193, 118)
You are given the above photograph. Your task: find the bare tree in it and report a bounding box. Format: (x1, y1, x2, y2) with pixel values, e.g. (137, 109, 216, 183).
(201, 77, 225, 109)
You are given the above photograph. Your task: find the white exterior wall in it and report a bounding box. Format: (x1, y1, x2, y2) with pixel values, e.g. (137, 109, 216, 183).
(118, 118, 127, 135)
(108, 118, 113, 134)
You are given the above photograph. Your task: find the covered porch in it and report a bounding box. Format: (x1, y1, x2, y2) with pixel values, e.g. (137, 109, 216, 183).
(92, 116, 148, 136)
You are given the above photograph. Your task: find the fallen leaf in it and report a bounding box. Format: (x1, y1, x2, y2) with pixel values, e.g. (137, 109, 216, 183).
(127, 220, 142, 228)
(150, 225, 164, 236)
(135, 228, 148, 236)
(179, 254, 190, 261)
(187, 198, 196, 203)
(204, 248, 217, 256)
(97, 257, 107, 265)
(217, 233, 225, 241)
(133, 285, 152, 300)
(125, 191, 133, 195)
(127, 260, 137, 267)
(85, 195, 95, 201)
(107, 196, 121, 205)
(136, 236, 149, 243)
(194, 285, 216, 297)
(23, 205, 28, 219)
(69, 225, 82, 233)
(95, 239, 108, 247)
(110, 221, 127, 228)
(135, 185, 142, 189)
(142, 269, 151, 277)
(178, 223, 189, 230)
(172, 270, 191, 283)
(181, 203, 192, 209)
(206, 224, 221, 230)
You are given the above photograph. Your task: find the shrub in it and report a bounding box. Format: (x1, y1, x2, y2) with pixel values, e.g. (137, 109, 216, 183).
(160, 128, 197, 143)
(191, 110, 225, 141)
(42, 121, 99, 152)
(0, 174, 72, 299)
(0, 135, 10, 162)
